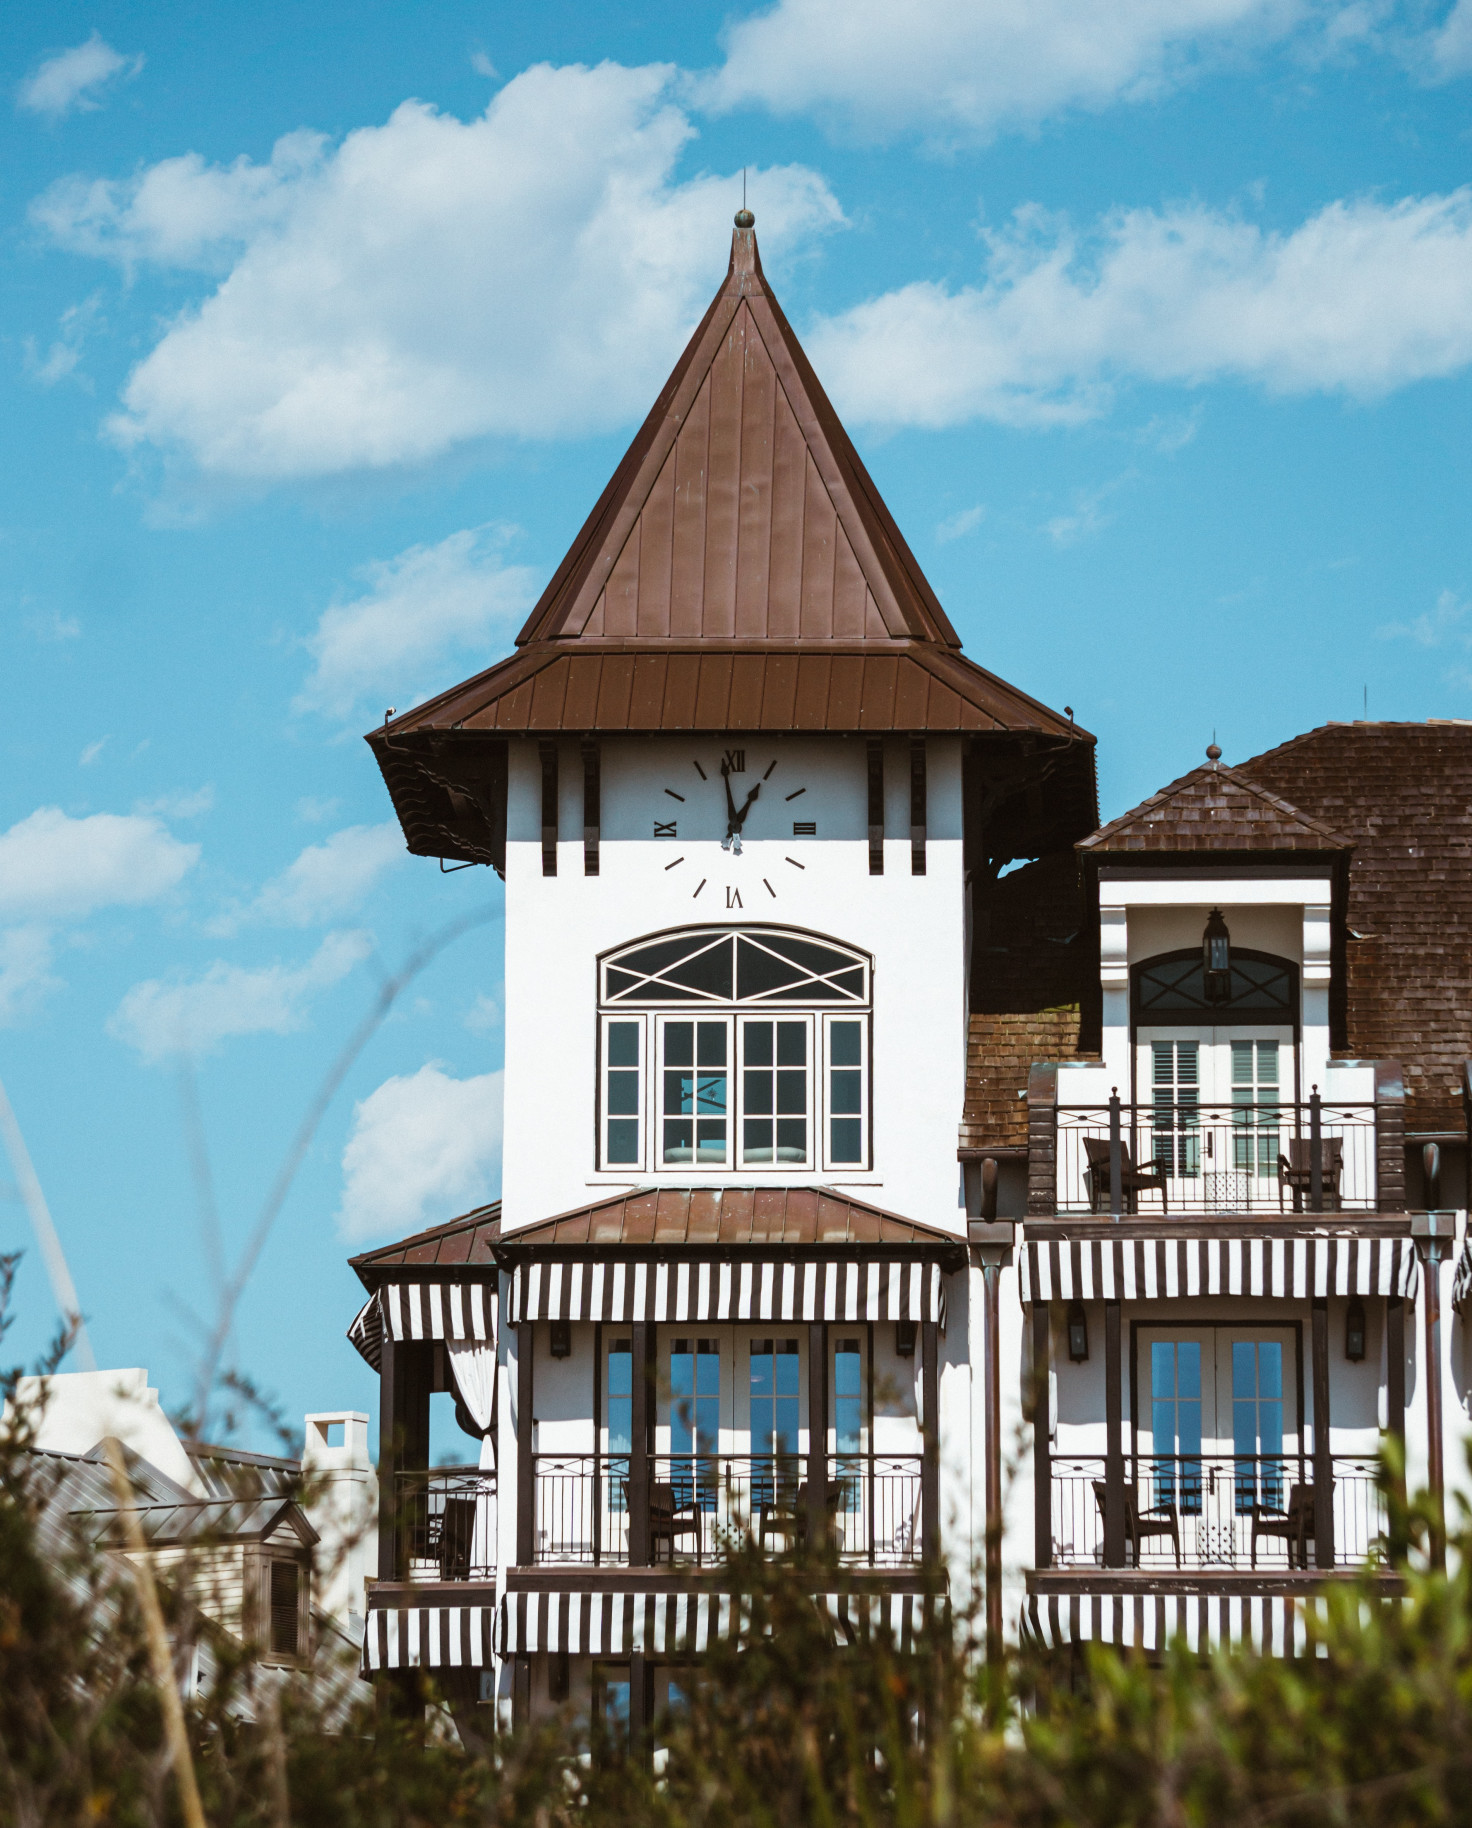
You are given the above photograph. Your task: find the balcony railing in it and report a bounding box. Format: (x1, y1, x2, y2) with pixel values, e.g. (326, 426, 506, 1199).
(531, 1453, 924, 1568)
(1052, 1096, 1378, 1216)
(1048, 1455, 1385, 1570)
(396, 1467, 497, 1581)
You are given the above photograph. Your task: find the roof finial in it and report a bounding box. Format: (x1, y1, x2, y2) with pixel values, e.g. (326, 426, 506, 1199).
(1206, 739, 1222, 768)
(735, 165, 754, 230)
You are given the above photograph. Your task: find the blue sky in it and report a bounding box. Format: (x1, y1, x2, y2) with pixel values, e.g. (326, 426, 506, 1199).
(3, 0, 1472, 1446)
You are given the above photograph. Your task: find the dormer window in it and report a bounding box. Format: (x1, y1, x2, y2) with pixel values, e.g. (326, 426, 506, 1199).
(597, 927, 872, 1175)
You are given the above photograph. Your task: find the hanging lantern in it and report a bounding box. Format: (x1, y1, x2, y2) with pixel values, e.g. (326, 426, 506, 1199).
(1066, 1302, 1089, 1363)
(1202, 908, 1231, 1004)
(1345, 1297, 1367, 1363)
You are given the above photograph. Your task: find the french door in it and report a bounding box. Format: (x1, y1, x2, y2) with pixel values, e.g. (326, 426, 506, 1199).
(1137, 1326, 1299, 1563)
(1137, 1027, 1294, 1211)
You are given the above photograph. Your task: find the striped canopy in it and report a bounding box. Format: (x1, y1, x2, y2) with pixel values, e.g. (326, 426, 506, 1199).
(346, 1281, 496, 1369)
(499, 1588, 939, 1657)
(362, 1602, 496, 1672)
(507, 1257, 946, 1327)
(1020, 1233, 1418, 1304)
(1021, 1587, 1355, 1660)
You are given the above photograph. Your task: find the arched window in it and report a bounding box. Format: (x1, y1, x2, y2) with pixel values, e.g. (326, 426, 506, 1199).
(597, 926, 872, 1175)
(1131, 949, 1297, 1025)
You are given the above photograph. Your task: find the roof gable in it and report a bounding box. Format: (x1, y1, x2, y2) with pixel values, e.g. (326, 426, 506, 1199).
(1081, 756, 1353, 854)
(516, 223, 957, 651)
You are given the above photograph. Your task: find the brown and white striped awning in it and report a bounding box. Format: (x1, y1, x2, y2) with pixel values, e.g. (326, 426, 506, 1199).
(499, 1588, 938, 1656)
(1021, 1588, 1331, 1659)
(362, 1601, 496, 1671)
(346, 1282, 496, 1370)
(1020, 1234, 1418, 1304)
(507, 1259, 945, 1327)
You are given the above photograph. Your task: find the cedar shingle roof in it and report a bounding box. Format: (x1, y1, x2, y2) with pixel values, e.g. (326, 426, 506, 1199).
(1080, 759, 1353, 854)
(1237, 721, 1472, 1132)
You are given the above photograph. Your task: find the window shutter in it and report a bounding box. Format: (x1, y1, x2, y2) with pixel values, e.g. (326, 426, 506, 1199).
(269, 1560, 300, 1657)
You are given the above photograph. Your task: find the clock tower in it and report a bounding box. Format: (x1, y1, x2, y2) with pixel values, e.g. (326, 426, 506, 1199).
(355, 211, 1097, 1731)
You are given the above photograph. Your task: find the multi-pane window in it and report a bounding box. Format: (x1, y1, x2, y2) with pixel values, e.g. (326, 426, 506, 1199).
(750, 1339, 800, 1459)
(834, 1338, 863, 1456)
(671, 1337, 720, 1511)
(1152, 1041, 1200, 1178)
(1149, 1339, 1203, 1512)
(606, 1339, 632, 1456)
(1232, 1339, 1285, 1511)
(597, 927, 872, 1174)
(1231, 1040, 1281, 1180)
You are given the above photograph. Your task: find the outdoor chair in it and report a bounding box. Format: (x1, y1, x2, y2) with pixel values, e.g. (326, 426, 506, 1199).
(649, 1482, 702, 1561)
(1250, 1482, 1317, 1568)
(1083, 1137, 1169, 1215)
(1092, 1479, 1181, 1567)
(437, 1496, 476, 1581)
(1277, 1138, 1344, 1212)
(758, 1479, 842, 1551)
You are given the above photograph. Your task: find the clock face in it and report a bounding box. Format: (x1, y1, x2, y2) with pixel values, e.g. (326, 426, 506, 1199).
(654, 747, 814, 906)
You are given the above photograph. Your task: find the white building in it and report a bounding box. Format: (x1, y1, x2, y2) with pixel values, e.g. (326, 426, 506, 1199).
(345, 213, 1472, 1731)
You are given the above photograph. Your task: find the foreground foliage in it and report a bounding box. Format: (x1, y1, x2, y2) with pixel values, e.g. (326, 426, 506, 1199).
(4, 1327, 1472, 1827)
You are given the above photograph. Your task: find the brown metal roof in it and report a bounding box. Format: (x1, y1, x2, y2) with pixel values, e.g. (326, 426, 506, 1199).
(514, 220, 959, 650)
(495, 1187, 960, 1253)
(1080, 757, 1353, 854)
(382, 641, 1083, 738)
(350, 1202, 501, 1284)
(1236, 721, 1472, 1132)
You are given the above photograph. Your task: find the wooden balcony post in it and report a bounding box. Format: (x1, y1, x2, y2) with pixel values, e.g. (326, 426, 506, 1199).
(1309, 1088, 1323, 1214)
(377, 1334, 400, 1582)
(921, 1319, 940, 1563)
(629, 1322, 651, 1565)
(1027, 1063, 1059, 1216)
(1311, 1298, 1334, 1568)
(808, 1322, 828, 1552)
(1103, 1301, 1125, 1567)
(1412, 1213, 1452, 1569)
(1032, 1302, 1052, 1570)
(629, 1651, 649, 1763)
(1387, 1294, 1407, 1556)
(1108, 1089, 1122, 1218)
(516, 1324, 535, 1565)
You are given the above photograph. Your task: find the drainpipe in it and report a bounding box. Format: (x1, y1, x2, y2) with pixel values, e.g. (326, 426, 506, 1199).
(1411, 1210, 1455, 1570)
(969, 1212, 1014, 1668)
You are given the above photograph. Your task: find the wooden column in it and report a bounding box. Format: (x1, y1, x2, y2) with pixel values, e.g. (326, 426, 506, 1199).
(808, 1322, 829, 1551)
(517, 1324, 536, 1566)
(1416, 1218, 1449, 1569)
(539, 739, 558, 876)
(581, 737, 601, 877)
(377, 1334, 401, 1583)
(866, 739, 884, 875)
(629, 1322, 651, 1565)
(1103, 1301, 1125, 1567)
(909, 738, 927, 876)
(512, 1658, 530, 1733)
(1311, 1298, 1334, 1569)
(981, 1259, 1003, 1664)
(1387, 1294, 1407, 1557)
(629, 1651, 649, 1761)
(921, 1319, 940, 1563)
(1032, 1303, 1052, 1571)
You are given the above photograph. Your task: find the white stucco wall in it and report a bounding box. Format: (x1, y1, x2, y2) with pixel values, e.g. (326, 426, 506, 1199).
(500, 734, 969, 1235)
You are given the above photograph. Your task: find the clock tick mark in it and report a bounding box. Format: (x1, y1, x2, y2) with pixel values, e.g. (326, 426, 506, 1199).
(664, 856, 684, 871)
(785, 787, 806, 801)
(763, 879, 776, 897)
(692, 760, 707, 781)
(763, 760, 778, 779)
(692, 877, 707, 898)
(786, 856, 805, 870)
(664, 788, 685, 802)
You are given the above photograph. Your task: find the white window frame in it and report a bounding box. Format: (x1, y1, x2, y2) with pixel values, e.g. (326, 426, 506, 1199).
(822, 1012, 871, 1172)
(599, 1014, 647, 1173)
(596, 927, 873, 1177)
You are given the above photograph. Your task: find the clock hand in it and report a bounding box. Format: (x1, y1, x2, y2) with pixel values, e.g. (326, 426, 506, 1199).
(731, 782, 761, 829)
(722, 764, 738, 826)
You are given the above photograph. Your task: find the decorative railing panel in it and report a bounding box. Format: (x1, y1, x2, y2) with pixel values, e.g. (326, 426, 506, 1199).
(1053, 1101, 1378, 1216)
(1048, 1455, 1384, 1570)
(397, 1467, 497, 1581)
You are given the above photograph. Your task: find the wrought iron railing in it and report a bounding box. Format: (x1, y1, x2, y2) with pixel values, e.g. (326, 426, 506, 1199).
(1052, 1095, 1377, 1215)
(528, 1453, 924, 1567)
(1047, 1454, 1384, 1570)
(396, 1467, 497, 1581)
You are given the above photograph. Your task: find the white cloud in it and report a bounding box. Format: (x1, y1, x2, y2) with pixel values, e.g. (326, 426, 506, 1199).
(109, 929, 371, 1063)
(0, 807, 197, 920)
(250, 823, 404, 925)
(17, 33, 143, 118)
(809, 191, 1472, 431)
(936, 505, 985, 543)
(464, 993, 502, 1033)
(295, 795, 340, 824)
(33, 64, 841, 478)
(1431, 0, 1472, 73)
(79, 737, 109, 767)
(296, 525, 537, 721)
(0, 929, 59, 1028)
(1378, 588, 1472, 646)
(336, 1062, 503, 1241)
(706, 0, 1302, 143)
(136, 785, 214, 819)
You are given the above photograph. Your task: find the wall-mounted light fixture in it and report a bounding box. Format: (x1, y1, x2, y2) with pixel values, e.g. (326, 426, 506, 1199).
(1202, 908, 1232, 1004)
(1066, 1302, 1089, 1363)
(1345, 1296, 1367, 1363)
(549, 1318, 572, 1358)
(895, 1320, 917, 1358)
